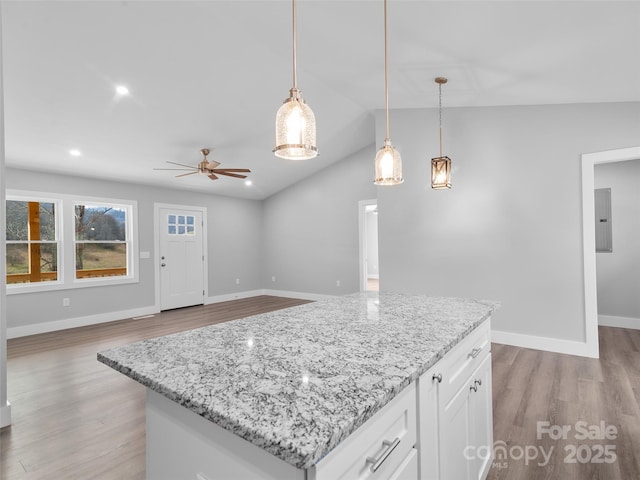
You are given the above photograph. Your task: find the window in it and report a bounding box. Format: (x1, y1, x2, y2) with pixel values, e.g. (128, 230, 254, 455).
(74, 203, 129, 280)
(167, 214, 196, 235)
(5, 199, 60, 285)
(6, 191, 138, 293)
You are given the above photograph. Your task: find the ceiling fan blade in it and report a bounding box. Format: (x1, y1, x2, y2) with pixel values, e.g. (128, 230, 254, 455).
(213, 171, 248, 179)
(204, 160, 221, 170)
(166, 161, 198, 169)
(210, 168, 251, 173)
(175, 171, 199, 178)
(208, 173, 219, 181)
(154, 168, 194, 171)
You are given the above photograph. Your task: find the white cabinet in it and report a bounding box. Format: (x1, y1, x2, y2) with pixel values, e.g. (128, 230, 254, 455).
(418, 319, 493, 480)
(310, 383, 417, 480)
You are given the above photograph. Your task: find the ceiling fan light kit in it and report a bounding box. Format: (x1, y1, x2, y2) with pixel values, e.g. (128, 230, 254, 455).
(273, 0, 318, 161)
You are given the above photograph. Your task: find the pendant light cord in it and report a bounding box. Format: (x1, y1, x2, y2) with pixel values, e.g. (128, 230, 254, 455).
(384, 0, 390, 141)
(292, 0, 298, 90)
(439, 82, 443, 157)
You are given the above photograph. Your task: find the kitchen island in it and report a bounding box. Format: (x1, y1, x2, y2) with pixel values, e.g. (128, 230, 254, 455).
(98, 292, 498, 480)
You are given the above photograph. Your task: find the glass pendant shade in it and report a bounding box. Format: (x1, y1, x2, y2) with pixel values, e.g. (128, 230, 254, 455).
(374, 139, 403, 185)
(431, 156, 452, 189)
(274, 88, 317, 160)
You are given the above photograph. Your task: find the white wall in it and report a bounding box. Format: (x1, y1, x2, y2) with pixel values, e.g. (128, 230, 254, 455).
(262, 144, 377, 295)
(5, 168, 264, 331)
(375, 102, 640, 347)
(366, 210, 379, 277)
(595, 159, 640, 321)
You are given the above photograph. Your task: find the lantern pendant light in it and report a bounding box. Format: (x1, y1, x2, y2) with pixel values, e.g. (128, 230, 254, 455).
(431, 77, 452, 189)
(374, 0, 403, 185)
(274, 0, 317, 160)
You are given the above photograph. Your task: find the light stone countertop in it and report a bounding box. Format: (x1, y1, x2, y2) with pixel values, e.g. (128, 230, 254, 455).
(97, 292, 499, 469)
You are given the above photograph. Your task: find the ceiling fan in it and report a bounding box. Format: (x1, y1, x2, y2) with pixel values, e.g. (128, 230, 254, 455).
(155, 148, 251, 181)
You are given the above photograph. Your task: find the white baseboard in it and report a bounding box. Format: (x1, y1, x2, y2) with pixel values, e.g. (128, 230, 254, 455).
(262, 289, 335, 302)
(598, 315, 640, 330)
(205, 290, 266, 305)
(7, 305, 159, 339)
(0, 402, 11, 428)
(492, 329, 598, 358)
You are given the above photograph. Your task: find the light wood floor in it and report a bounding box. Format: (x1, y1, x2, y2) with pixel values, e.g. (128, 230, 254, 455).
(1, 297, 639, 479)
(488, 327, 640, 479)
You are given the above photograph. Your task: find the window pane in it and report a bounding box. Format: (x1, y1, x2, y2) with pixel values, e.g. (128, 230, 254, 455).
(75, 205, 126, 241)
(38, 202, 56, 241)
(186, 225, 195, 235)
(6, 243, 58, 284)
(6, 201, 57, 241)
(76, 243, 127, 279)
(186, 216, 194, 225)
(178, 225, 185, 235)
(168, 214, 176, 224)
(6, 200, 28, 241)
(178, 215, 185, 225)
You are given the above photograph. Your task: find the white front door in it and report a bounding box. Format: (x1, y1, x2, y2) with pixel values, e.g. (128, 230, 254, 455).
(159, 207, 205, 310)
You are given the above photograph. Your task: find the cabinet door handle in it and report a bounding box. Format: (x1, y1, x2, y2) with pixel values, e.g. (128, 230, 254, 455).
(365, 437, 401, 473)
(432, 373, 443, 383)
(469, 347, 482, 359)
(470, 384, 478, 393)
(474, 379, 482, 387)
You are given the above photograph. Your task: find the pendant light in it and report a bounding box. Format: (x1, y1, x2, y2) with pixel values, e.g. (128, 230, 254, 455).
(274, 0, 317, 160)
(374, 0, 403, 185)
(431, 77, 452, 189)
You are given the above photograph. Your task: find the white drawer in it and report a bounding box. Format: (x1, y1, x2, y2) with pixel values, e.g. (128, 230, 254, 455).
(436, 319, 491, 404)
(311, 383, 417, 480)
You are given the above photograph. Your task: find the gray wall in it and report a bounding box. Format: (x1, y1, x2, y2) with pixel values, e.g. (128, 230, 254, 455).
(6, 167, 263, 329)
(376, 102, 640, 343)
(262, 145, 377, 295)
(595, 159, 640, 319)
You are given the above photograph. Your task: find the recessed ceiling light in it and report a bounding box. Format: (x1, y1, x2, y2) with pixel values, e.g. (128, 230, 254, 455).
(115, 85, 129, 96)
(69, 149, 82, 157)
(245, 180, 253, 186)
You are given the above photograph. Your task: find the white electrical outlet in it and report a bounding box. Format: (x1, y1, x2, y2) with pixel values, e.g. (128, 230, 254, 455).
(272, 276, 276, 282)
(236, 278, 240, 285)
(336, 280, 341, 287)
(63, 298, 70, 307)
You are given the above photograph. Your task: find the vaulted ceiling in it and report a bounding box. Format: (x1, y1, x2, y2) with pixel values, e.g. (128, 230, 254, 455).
(3, 1, 639, 200)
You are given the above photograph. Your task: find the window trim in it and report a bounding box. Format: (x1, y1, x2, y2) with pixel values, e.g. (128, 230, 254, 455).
(6, 190, 139, 294)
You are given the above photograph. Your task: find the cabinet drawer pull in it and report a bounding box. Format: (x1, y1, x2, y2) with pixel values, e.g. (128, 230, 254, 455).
(432, 373, 443, 383)
(365, 437, 401, 473)
(469, 347, 482, 359)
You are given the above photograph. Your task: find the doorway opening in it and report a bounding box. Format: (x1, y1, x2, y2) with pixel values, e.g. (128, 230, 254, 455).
(359, 199, 379, 292)
(581, 146, 640, 358)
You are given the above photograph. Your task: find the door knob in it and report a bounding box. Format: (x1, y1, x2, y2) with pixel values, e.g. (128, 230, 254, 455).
(161, 263, 166, 267)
